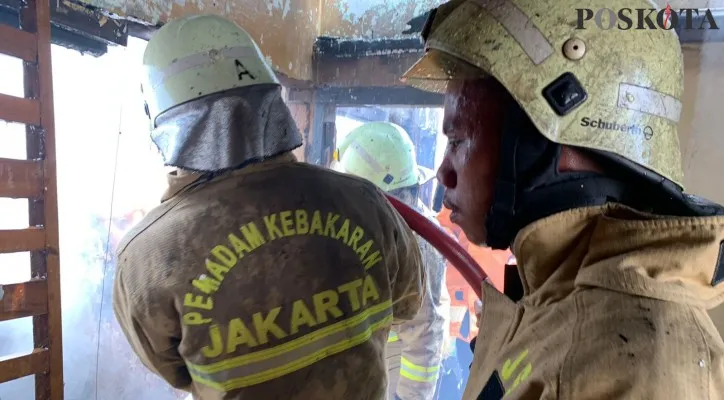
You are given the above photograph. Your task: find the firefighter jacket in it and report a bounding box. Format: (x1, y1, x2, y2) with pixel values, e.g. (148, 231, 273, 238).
(464, 203, 724, 400)
(387, 200, 450, 400)
(112, 153, 426, 400)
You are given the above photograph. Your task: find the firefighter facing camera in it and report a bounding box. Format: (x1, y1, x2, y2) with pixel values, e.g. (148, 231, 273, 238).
(402, 0, 724, 398)
(114, 14, 428, 400)
(334, 121, 451, 400)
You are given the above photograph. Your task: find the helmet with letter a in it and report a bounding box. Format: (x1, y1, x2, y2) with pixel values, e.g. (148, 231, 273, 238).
(140, 14, 279, 127)
(401, 0, 724, 247)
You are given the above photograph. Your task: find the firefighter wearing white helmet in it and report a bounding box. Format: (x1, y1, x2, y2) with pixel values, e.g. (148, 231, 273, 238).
(402, 0, 724, 399)
(335, 122, 451, 400)
(114, 14, 428, 400)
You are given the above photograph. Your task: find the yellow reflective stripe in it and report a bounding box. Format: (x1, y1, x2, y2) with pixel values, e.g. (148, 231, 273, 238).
(388, 332, 399, 343)
(399, 357, 440, 383)
(400, 369, 438, 383)
(191, 314, 393, 391)
(401, 357, 440, 373)
(188, 300, 391, 374)
(187, 301, 393, 391)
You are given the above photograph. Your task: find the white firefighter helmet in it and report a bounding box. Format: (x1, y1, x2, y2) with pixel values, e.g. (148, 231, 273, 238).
(334, 122, 435, 192)
(141, 14, 279, 127)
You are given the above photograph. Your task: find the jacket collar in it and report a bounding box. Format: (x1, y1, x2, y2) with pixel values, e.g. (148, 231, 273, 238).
(161, 152, 298, 202)
(512, 204, 724, 308)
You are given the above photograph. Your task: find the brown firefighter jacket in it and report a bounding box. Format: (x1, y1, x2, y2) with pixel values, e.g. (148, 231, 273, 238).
(464, 204, 724, 400)
(113, 153, 426, 400)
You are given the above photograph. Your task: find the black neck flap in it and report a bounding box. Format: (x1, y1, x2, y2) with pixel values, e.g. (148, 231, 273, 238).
(485, 103, 627, 249)
(484, 103, 724, 250)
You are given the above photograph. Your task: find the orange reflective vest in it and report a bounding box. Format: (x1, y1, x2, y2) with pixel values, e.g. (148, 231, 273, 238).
(436, 207, 511, 343)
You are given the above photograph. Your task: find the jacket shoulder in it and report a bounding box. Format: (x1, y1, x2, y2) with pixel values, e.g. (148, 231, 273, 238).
(561, 291, 723, 399)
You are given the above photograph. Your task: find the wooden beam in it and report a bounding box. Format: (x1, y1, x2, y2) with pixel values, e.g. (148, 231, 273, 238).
(0, 227, 45, 253)
(0, 23, 37, 61)
(314, 52, 422, 88)
(0, 349, 49, 383)
(26, 0, 65, 396)
(0, 158, 44, 198)
(0, 279, 48, 322)
(0, 93, 40, 125)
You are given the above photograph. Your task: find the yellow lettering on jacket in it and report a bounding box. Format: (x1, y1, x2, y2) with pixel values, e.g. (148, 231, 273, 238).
(312, 290, 343, 323)
(264, 214, 284, 240)
(349, 227, 364, 250)
(337, 279, 362, 311)
(335, 219, 350, 244)
(324, 213, 339, 237)
(205, 259, 230, 282)
(196, 275, 383, 358)
(290, 299, 317, 334)
(182, 209, 385, 326)
(361, 275, 380, 306)
(192, 276, 220, 295)
(295, 210, 309, 234)
(202, 324, 224, 357)
(227, 318, 259, 352)
(309, 211, 324, 235)
(280, 210, 295, 236)
(212, 245, 237, 268)
(252, 307, 287, 344)
(241, 223, 266, 249)
(184, 293, 213, 310)
(228, 233, 252, 256)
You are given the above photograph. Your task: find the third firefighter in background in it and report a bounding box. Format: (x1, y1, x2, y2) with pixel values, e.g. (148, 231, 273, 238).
(333, 121, 450, 400)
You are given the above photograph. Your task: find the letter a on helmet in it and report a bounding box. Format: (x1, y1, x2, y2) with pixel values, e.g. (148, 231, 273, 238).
(402, 0, 685, 189)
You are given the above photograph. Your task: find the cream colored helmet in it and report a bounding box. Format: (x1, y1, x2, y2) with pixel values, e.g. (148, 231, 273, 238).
(141, 14, 279, 127)
(402, 0, 685, 189)
(334, 122, 435, 192)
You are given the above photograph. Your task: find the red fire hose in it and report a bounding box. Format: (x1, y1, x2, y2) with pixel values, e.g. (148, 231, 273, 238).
(385, 194, 487, 299)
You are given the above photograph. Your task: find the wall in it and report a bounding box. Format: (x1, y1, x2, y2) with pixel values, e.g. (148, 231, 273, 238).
(679, 42, 724, 333)
(319, 0, 443, 38)
(77, 0, 321, 80)
(680, 42, 724, 203)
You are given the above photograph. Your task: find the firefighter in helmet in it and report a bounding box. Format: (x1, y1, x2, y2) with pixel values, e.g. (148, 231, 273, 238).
(334, 121, 451, 400)
(114, 14, 427, 399)
(402, 0, 724, 398)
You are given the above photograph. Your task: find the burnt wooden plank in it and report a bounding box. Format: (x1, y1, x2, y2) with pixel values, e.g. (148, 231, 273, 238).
(0, 93, 40, 125)
(0, 23, 37, 61)
(0, 349, 49, 383)
(0, 157, 43, 198)
(0, 279, 48, 322)
(25, 0, 64, 397)
(0, 227, 45, 253)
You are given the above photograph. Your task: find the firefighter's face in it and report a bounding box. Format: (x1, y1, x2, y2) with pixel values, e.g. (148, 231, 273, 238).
(437, 78, 507, 246)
